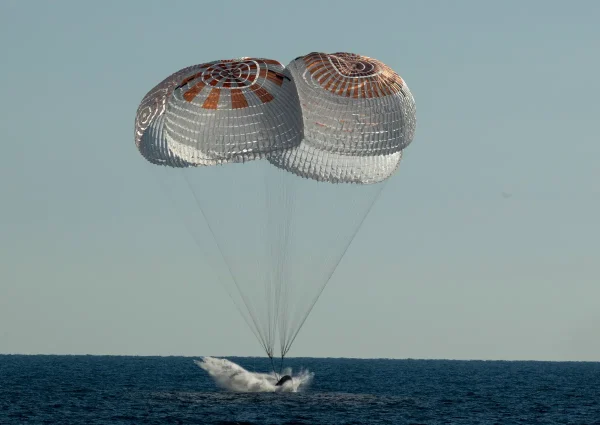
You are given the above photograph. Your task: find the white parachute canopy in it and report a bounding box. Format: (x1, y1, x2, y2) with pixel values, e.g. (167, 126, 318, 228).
(134, 53, 416, 362)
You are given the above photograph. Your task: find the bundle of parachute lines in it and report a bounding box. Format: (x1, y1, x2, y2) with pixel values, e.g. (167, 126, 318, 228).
(135, 51, 417, 185)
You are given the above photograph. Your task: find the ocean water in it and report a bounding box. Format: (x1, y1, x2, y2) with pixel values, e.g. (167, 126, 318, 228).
(1, 355, 599, 424)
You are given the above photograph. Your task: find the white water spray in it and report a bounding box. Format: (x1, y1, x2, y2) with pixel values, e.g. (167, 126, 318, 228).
(195, 357, 313, 392)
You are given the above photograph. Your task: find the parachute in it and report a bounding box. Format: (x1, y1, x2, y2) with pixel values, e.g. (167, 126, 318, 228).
(134, 52, 416, 374)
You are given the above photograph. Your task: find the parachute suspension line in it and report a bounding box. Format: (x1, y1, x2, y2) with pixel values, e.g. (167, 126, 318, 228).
(181, 171, 272, 357)
(280, 181, 388, 357)
(269, 353, 279, 381)
(260, 168, 273, 356)
(265, 168, 296, 360)
(264, 165, 296, 359)
(150, 167, 272, 355)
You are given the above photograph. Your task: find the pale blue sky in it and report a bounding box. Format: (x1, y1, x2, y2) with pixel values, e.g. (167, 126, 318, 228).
(1, 0, 599, 361)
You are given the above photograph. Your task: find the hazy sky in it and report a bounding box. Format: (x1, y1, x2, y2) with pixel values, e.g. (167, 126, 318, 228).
(1, 0, 599, 361)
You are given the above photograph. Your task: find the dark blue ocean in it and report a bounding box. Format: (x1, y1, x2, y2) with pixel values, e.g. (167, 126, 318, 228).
(1, 355, 599, 424)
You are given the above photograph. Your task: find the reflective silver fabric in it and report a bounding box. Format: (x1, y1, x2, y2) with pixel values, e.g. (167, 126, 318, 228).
(136, 58, 304, 166)
(135, 52, 416, 183)
(267, 52, 415, 184)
